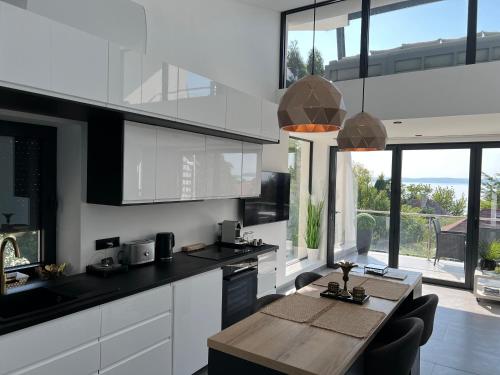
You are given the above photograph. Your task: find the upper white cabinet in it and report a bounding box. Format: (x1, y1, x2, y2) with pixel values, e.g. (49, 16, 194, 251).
(242, 143, 262, 197)
(122, 121, 157, 203)
(108, 42, 142, 110)
(261, 100, 280, 141)
(226, 88, 262, 137)
(177, 68, 227, 129)
(141, 55, 178, 118)
(50, 22, 108, 102)
(173, 269, 223, 375)
(205, 136, 243, 198)
(0, 2, 51, 91)
(156, 128, 206, 201)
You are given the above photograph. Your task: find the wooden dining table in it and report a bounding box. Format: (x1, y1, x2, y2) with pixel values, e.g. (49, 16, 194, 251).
(207, 268, 422, 375)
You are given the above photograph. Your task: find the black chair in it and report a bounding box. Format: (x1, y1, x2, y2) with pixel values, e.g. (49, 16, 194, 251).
(432, 218, 466, 269)
(365, 318, 424, 375)
(294, 272, 322, 290)
(395, 294, 439, 346)
(253, 294, 285, 313)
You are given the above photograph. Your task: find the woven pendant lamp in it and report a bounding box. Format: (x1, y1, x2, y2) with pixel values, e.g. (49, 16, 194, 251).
(277, 0, 346, 133)
(337, 78, 387, 151)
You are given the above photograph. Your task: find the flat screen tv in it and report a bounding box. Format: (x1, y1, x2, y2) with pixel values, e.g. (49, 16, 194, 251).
(242, 171, 290, 227)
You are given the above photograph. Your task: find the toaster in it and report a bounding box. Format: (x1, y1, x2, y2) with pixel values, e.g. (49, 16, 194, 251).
(119, 239, 155, 265)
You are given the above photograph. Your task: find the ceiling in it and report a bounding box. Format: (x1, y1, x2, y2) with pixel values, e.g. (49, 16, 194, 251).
(232, 0, 314, 12)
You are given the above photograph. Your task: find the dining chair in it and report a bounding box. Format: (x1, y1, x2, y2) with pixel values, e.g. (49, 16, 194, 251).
(395, 294, 439, 346)
(253, 294, 285, 313)
(294, 272, 322, 290)
(365, 317, 424, 375)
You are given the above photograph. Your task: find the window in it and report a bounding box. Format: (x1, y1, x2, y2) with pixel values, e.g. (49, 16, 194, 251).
(368, 0, 468, 76)
(0, 122, 56, 271)
(286, 138, 312, 263)
(476, 0, 500, 63)
(284, 1, 362, 87)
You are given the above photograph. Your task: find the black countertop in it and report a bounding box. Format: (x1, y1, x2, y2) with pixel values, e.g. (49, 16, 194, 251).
(0, 244, 277, 336)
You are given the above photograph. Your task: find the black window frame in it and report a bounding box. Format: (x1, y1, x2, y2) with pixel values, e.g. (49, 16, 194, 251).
(280, 0, 479, 89)
(0, 121, 57, 274)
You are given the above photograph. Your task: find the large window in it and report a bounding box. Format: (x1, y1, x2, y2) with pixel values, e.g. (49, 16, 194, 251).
(286, 138, 312, 263)
(284, 1, 362, 87)
(281, 0, 496, 87)
(0, 122, 56, 271)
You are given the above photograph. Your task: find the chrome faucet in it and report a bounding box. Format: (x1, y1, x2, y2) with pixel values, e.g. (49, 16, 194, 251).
(0, 236, 21, 295)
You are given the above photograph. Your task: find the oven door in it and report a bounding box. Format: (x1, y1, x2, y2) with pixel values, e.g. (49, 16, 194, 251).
(222, 267, 257, 329)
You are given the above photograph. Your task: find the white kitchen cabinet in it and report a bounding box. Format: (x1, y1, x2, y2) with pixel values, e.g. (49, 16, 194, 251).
(0, 308, 101, 375)
(242, 143, 262, 197)
(15, 342, 100, 375)
(261, 100, 280, 141)
(205, 137, 243, 198)
(108, 42, 142, 110)
(226, 88, 262, 137)
(50, 22, 108, 103)
(122, 121, 157, 203)
(173, 269, 223, 375)
(0, 3, 51, 91)
(155, 128, 206, 201)
(177, 68, 227, 129)
(141, 54, 178, 118)
(100, 340, 171, 375)
(257, 251, 277, 298)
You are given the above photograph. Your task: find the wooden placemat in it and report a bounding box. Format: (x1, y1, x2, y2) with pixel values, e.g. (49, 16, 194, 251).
(312, 272, 367, 288)
(361, 278, 409, 301)
(311, 303, 386, 338)
(260, 293, 335, 323)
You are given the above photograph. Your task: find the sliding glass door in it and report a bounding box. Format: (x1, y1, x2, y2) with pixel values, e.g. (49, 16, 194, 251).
(329, 143, 500, 289)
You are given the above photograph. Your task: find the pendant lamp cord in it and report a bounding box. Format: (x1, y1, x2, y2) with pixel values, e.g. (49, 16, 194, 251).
(361, 77, 366, 112)
(311, 0, 317, 75)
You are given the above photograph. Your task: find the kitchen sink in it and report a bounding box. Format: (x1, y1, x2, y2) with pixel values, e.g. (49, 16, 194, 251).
(0, 287, 77, 321)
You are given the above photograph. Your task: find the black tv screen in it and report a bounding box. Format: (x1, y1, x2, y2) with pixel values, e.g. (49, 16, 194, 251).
(242, 171, 290, 226)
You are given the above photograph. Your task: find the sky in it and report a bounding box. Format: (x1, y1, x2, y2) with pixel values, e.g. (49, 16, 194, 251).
(288, 0, 500, 66)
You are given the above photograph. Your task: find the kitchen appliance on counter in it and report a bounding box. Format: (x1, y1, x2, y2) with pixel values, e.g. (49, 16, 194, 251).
(155, 232, 175, 262)
(118, 239, 155, 265)
(222, 258, 258, 328)
(219, 220, 247, 247)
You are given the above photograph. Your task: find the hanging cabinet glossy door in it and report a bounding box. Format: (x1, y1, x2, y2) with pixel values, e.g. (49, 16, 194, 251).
(108, 42, 143, 110)
(226, 88, 261, 137)
(242, 142, 262, 197)
(50, 22, 108, 103)
(261, 100, 280, 141)
(0, 2, 51, 91)
(122, 121, 157, 203)
(205, 137, 243, 198)
(177, 68, 227, 129)
(155, 128, 206, 201)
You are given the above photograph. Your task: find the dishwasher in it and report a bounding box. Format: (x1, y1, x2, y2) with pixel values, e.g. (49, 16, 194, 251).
(221, 258, 258, 329)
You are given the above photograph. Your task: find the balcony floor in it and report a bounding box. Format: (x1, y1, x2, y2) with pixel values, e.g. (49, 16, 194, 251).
(342, 250, 465, 283)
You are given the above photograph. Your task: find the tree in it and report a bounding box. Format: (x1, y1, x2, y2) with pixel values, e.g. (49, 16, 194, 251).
(432, 186, 466, 216)
(307, 47, 325, 76)
(481, 172, 500, 209)
(286, 40, 307, 86)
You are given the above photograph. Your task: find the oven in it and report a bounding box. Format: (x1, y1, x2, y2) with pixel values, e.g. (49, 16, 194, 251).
(221, 258, 258, 329)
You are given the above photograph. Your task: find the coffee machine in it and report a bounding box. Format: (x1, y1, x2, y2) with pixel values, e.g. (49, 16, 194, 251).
(220, 221, 247, 247)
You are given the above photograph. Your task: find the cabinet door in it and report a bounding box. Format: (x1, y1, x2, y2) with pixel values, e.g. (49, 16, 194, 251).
(177, 68, 227, 129)
(0, 3, 51, 90)
(261, 100, 280, 141)
(156, 128, 206, 201)
(50, 22, 108, 102)
(17, 342, 99, 375)
(173, 269, 222, 375)
(226, 88, 261, 137)
(122, 122, 157, 203)
(141, 54, 178, 118)
(205, 137, 242, 198)
(108, 42, 142, 110)
(242, 143, 262, 197)
(100, 340, 171, 375)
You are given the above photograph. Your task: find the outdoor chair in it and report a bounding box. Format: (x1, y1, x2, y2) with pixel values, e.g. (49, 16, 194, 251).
(432, 218, 466, 268)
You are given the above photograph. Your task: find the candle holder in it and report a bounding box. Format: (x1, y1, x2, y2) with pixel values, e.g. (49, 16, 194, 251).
(335, 260, 358, 298)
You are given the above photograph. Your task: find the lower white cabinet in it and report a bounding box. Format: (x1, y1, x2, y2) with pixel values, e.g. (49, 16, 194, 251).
(173, 269, 223, 375)
(99, 340, 171, 375)
(257, 251, 277, 298)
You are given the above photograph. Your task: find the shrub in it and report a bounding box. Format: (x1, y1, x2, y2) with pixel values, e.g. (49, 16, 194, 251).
(304, 196, 324, 249)
(357, 213, 376, 230)
(481, 240, 500, 261)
